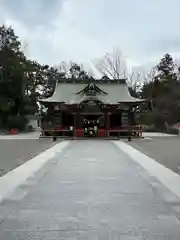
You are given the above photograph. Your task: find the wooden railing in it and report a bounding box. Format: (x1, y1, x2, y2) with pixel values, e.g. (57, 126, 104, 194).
(40, 125, 143, 138)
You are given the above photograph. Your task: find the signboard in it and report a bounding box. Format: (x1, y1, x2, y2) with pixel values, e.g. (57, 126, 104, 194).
(121, 111, 129, 127)
(54, 104, 60, 111)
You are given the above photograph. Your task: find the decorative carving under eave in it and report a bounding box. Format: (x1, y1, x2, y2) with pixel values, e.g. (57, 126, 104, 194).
(76, 81, 108, 96)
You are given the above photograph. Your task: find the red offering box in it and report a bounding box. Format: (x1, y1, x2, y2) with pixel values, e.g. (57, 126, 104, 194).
(76, 128, 84, 137)
(98, 129, 105, 137)
(10, 129, 18, 135)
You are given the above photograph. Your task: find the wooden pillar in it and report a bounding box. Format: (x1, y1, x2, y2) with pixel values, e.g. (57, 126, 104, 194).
(106, 112, 110, 137)
(73, 112, 76, 138)
(128, 107, 133, 140)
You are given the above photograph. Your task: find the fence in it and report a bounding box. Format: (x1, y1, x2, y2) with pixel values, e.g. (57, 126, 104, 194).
(40, 126, 143, 138)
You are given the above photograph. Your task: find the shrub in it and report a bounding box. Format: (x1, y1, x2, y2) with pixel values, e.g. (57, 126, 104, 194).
(7, 115, 28, 131)
(167, 126, 179, 135)
(143, 125, 159, 132)
(26, 124, 33, 132)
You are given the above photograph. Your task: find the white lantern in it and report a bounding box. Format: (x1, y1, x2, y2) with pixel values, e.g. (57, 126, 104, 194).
(94, 126, 97, 131)
(54, 104, 60, 111)
(69, 126, 73, 131)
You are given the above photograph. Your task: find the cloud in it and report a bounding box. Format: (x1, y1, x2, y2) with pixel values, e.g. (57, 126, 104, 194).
(1, 0, 180, 68)
(2, 0, 62, 27)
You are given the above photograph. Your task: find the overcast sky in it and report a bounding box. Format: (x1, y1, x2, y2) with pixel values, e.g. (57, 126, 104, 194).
(1, 0, 180, 68)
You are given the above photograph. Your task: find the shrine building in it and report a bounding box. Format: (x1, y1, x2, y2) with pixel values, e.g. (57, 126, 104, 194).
(39, 79, 145, 138)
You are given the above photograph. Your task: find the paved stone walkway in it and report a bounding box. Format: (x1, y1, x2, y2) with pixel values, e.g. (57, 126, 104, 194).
(0, 140, 180, 239)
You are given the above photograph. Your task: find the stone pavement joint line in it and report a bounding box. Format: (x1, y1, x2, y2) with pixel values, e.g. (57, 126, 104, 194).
(0, 140, 180, 239)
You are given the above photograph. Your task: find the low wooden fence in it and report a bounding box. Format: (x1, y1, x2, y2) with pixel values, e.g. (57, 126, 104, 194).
(40, 126, 143, 139)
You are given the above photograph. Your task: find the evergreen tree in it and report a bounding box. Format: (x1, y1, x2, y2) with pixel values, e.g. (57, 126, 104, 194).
(157, 53, 175, 77)
(140, 53, 180, 128)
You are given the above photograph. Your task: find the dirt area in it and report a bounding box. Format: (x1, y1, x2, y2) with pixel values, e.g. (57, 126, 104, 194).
(126, 136, 180, 174)
(0, 139, 57, 177)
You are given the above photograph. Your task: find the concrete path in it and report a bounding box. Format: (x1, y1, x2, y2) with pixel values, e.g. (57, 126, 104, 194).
(0, 131, 40, 140)
(0, 140, 180, 239)
(143, 132, 176, 138)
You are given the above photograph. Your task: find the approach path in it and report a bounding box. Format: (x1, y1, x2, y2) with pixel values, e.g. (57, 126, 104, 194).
(0, 140, 180, 239)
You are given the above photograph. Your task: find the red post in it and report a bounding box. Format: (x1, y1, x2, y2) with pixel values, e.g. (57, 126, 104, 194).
(73, 112, 76, 138)
(106, 112, 110, 137)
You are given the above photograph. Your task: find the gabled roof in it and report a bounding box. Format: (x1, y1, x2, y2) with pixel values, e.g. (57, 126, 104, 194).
(76, 81, 108, 95)
(39, 79, 145, 104)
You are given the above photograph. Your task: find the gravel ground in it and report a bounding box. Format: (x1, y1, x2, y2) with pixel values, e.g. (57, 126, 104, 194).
(0, 139, 57, 177)
(126, 136, 180, 174)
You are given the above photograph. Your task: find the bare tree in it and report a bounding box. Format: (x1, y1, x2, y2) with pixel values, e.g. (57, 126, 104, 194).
(127, 67, 157, 99)
(173, 58, 180, 81)
(56, 61, 72, 78)
(93, 48, 127, 79)
(126, 71, 144, 98)
(128, 71, 142, 86)
(56, 61, 89, 79)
